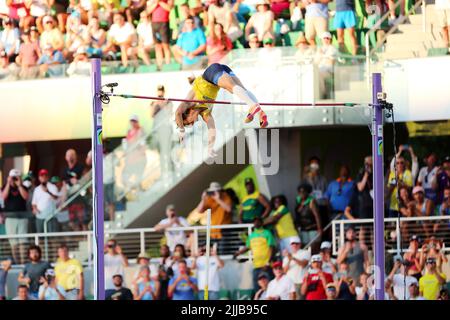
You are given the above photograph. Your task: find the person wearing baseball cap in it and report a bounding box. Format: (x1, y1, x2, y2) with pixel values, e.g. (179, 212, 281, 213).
(239, 177, 270, 224)
(38, 269, 67, 300)
(412, 185, 435, 222)
(254, 271, 270, 300)
(154, 204, 190, 252)
(32, 168, 59, 233)
(283, 237, 310, 299)
(301, 254, 333, 300)
(419, 257, 446, 300)
(265, 261, 296, 300)
(319, 241, 337, 274)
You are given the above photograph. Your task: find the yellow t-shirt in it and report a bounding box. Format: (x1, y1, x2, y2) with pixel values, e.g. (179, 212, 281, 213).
(270, 205, 298, 239)
(246, 228, 276, 269)
(419, 272, 446, 300)
(54, 258, 83, 291)
(387, 170, 413, 210)
(192, 76, 220, 117)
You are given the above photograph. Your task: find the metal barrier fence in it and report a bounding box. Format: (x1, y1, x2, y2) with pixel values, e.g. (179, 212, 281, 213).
(0, 224, 253, 266)
(332, 216, 450, 256)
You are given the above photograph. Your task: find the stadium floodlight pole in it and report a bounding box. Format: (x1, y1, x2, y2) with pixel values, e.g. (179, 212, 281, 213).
(204, 209, 211, 300)
(371, 73, 385, 300)
(91, 58, 105, 300)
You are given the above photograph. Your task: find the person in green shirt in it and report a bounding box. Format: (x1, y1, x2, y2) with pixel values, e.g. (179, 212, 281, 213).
(264, 195, 299, 253)
(239, 178, 271, 223)
(233, 217, 276, 291)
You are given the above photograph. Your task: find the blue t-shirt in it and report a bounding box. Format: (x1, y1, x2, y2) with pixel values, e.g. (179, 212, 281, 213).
(38, 284, 67, 300)
(176, 28, 206, 65)
(305, 3, 329, 19)
(325, 179, 355, 212)
(335, 0, 355, 12)
(169, 276, 197, 300)
(137, 281, 156, 300)
(38, 50, 65, 65)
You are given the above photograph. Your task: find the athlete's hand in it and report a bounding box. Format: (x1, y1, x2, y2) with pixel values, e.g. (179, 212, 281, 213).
(178, 130, 186, 145)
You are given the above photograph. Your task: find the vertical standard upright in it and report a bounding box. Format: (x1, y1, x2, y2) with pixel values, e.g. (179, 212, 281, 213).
(371, 73, 385, 300)
(91, 58, 105, 300)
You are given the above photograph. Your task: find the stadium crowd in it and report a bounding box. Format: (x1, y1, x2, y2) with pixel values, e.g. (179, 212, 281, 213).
(1, 141, 449, 300)
(2, 0, 440, 80)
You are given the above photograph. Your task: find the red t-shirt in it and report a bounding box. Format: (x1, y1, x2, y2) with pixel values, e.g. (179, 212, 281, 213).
(19, 42, 40, 66)
(151, 0, 170, 23)
(304, 271, 333, 300)
(206, 36, 232, 64)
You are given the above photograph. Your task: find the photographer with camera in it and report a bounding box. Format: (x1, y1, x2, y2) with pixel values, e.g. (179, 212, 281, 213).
(104, 239, 129, 291)
(31, 169, 59, 233)
(388, 255, 418, 300)
(154, 204, 190, 252)
(301, 254, 333, 300)
(419, 237, 448, 273)
(196, 182, 233, 254)
(334, 261, 356, 300)
(38, 269, 66, 300)
(419, 257, 447, 300)
(387, 145, 417, 217)
(1, 169, 29, 264)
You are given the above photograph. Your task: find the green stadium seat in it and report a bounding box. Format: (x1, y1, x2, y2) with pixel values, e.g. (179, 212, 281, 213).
(101, 66, 114, 75)
(427, 48, 449, 57)
(116, 65, 135, 74)
(161, 62, 182, 72)
(232, 289, 253, 300)
(219, 289, 231, 300)
(286, 31, 302, 46)
(136, 64, 159, 73)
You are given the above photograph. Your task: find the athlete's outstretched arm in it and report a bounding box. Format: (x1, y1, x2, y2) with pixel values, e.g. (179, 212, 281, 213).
(175, 89, 195, 131)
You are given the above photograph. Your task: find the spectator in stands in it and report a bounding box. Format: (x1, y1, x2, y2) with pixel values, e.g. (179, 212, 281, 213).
(411, 186, 434, 236)
(419, 237, 448, 273)
(54, 243, 84, 300)
(206, 22, 232, 65)
(353, 156, 373, 220)
(314, 31, 337, 99)
(417, 152, 439, 203)
(355, 272, 370, 300)
(336, 226, 369, 284)
(282, 238, 310, 299)
(294, 183, 322, 251)
(147, 0, 173, 68)
(196, 182, 233, 253)
(301, 156, 328, 208)
(122, 114, 146, 190)
(31, 169, 59, 233)
(134, 11, 154, 65)
(334, 0, 358, 55)
(387, 145, 417, 217)
(295, 31, 315, 63)
(157, 244, 172, 300)
(38, 269, 66, 300)
(177, 3, 203, 36)
(419, 257, 447, 300)
(248, 33, 261, 49)
(335, 262, 356, 300)
(125, 0, 146, 24)
(132, 252, 152, 285)
(66, 46, 91, 76)
(84, 16, 106, 58)
(154, 204, 190, 252)
(388, 257, 418, 300)
(18, 245, 51, 299)
(435, 187, 450, 233)
(254, 272, 270, 300)
(0, 17, 20, 62)
(234, 216, 277, 291)
(301, 254, 333, 300)
(435, 0, 450, 48)
(106, 274, 134, 300)
(0, 49, 19, 80)
(49, 0, 69, 32)
(132, 266, 160, 300)
(15, 29, 40, 79)
(264, 195, 299, 252)
(325, 283, 337, 300)
(29, 26, 40, 44)
(208, 0, 243, 42)
(265, 260, 296, 300)
(432, 156, 450, 205)
(0, 257, 12, 300)
(303, 0, 330, 46)
(104, 239, 129, 291)
(192, 243, 224, 300)
(319, 241, 337, 275)
(169, 244, 194, 276)
(168, 259, 198, 300)
(103, 13, 137, 67)
(37, 43, 65, 78)
(409, 282, 425, 300)
(325, 164, 355, 220)
(1, 169, 29, 264)
(13, 284, 36, 300)
(173, 15, 206, 70)
(64, 12, 88, 61)
(239, 177, 270, 223)
(262, 36, 275, 48)
(39, 15, 64, 51)
(402, 235, 422, 280)
(244, 0, 274, 42)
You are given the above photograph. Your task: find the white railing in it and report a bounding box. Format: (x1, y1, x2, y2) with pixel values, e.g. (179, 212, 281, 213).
(0, 223, 253, 266)
(331, 215, 450, 256)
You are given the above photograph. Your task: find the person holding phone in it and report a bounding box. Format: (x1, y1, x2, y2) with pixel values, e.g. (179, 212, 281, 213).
(38, 269, 66, 300)
(1, 169, 29, 264)
(104, 239, 129, 291)
(31, 169, 59, 233)
(154, 204, 190, 252)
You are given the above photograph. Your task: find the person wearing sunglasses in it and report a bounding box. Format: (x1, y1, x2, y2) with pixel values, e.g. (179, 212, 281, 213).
(387, 144, 417, 217)
(418, 257, 446, 300)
